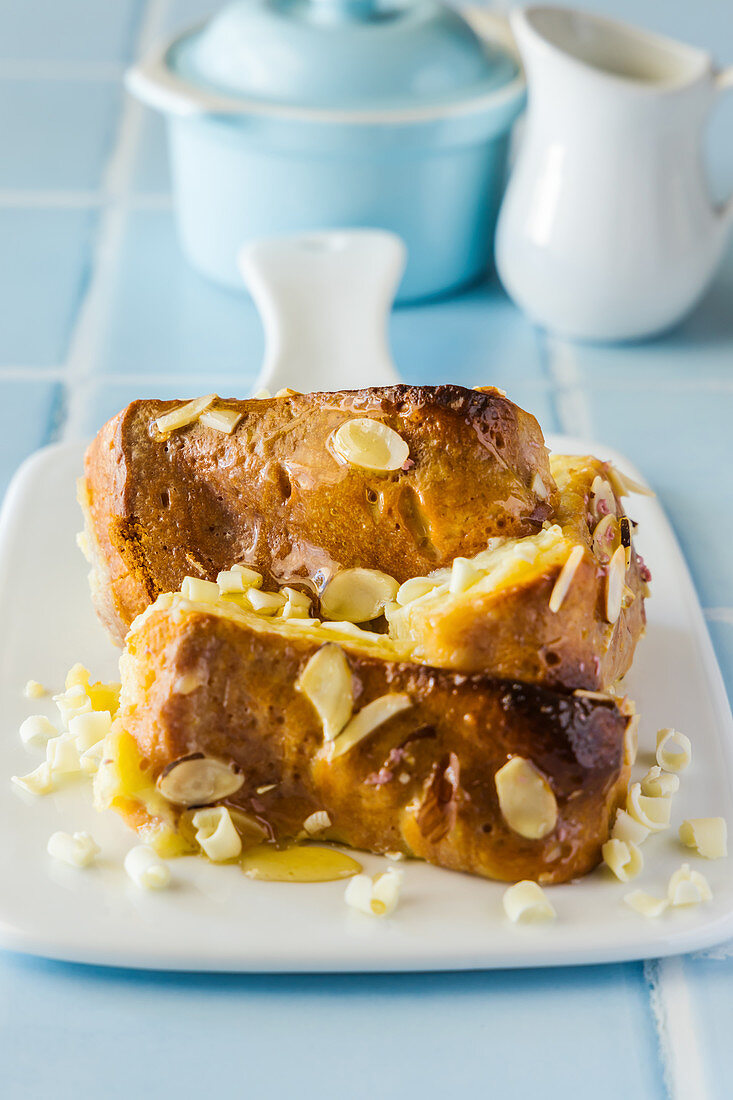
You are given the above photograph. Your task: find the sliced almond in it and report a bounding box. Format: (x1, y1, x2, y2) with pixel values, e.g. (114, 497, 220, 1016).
(156, 753, 244, 806)
(321, 568, 399, 623)
(296, 644, 353, 741)
(589, 475, 617, 522)
(155, 395, 216, 434)
(605, 545, 626, 624)
(331, 418, 409, 473)
(606, 463, 655, 499)
(592, 514, 620, 564)
(330, 694, 412, 759)
(495, 756, 558, 840)
(548, 545, 584, 613)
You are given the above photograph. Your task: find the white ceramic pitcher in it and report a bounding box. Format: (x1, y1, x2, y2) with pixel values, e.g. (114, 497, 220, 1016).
(496, 6, 733, 342)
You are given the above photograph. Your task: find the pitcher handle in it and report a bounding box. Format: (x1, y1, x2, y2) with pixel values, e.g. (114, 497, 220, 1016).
(715, 67, 733, 225)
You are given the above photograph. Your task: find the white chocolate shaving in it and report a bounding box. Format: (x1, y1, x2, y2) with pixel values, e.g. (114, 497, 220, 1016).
(602, 838, 643, 882)
(449, 557, 483, 596)
(331, 418, 409, 473)
(192, 807, 242, 862)
(65, 663, 90, 690)
(217, 565, 263, 593)
(495, 757, 558, 840)
(246, 589, 286, 615)
(321, 568, 398, 623)
(330, 694, 412, 759)
(344, 868, 403, 916)
(124, 845, 171, 890)
(502, 880, 556, 923)
(624, 890, 668, 918)
(199, 407, 242, 435)
(23, 679, 46, 699)
(548, 545, 584, 613)
(667, 863, 712, 906)
(47, 831, 99, 868)
(11, 762, 54, 796)
(395, 577, 439, 606)
(656, 728, 691, 773)
(46, 734, 81, 775)
(611, 808, 650, 847)
(296, 644, 353, 741)
(68, 710, 112, 751)
(180, 576, 220, 603)
(640, 765, 680, 798)
(155, 394, 215, 434)
(679, 818, 727, 860)
(626, 783, 671, 832)
(19, 714, 57, 748)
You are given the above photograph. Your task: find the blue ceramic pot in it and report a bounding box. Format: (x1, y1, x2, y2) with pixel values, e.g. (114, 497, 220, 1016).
(127, 0, 525, 302)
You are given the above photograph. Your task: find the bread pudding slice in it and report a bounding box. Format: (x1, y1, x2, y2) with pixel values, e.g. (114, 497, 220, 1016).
(385, 454, 648, 691)
(80, 385, 556, 644)
(97, 593, 634, 885)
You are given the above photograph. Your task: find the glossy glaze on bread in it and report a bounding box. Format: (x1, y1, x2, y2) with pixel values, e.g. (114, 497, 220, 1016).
(81, 385, 555, 643)
(114, 597, 631, 885)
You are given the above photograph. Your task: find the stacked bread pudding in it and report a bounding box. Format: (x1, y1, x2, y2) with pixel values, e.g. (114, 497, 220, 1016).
(78, 385, 649, 885)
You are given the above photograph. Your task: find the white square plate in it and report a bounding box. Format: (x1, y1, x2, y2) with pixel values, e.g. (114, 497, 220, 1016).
(0, 436, 732, 972)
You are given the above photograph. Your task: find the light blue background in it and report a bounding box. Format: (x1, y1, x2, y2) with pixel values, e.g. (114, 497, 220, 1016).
(0, 1, 732, 1097)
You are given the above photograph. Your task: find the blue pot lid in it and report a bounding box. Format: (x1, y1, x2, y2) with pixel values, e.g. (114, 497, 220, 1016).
(167, 0, 519, 112)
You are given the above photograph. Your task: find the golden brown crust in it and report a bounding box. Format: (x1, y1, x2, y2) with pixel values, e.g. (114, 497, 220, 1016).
(83, 386, 556, 643)
(389, 455, 646, 690)
(118, 602, 630, 885)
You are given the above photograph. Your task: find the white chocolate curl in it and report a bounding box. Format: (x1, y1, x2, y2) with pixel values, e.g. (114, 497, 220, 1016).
(503, 881, 556, 923)
(679, 818, 727, 860)
(656, 728, 691, 773)
(344, 868, 403, 916)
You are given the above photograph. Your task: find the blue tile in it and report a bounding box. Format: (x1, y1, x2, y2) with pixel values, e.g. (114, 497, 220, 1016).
(97, 209, 263, 378)
(708, 620, 733, 709)
(0, 955, 664, 1100)
(393, 276, 547, 390)
(570, 385, 733, 609)
(0, 380, 61, 499)
(130, 112, 170, 194)
(0, 0, 143, 64)
(0, 80, 121, 191)
(164, 0, 221, 37)
(0, 210, 95, 366)
(684, 955, 733, 1100)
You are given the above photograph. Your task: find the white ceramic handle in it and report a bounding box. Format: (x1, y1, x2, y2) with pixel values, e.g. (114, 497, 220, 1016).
(715, 67, 733, 225)
(238, 230, 405, 394)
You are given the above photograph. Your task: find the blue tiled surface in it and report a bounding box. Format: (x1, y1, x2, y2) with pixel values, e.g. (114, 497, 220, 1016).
(0, 1, 732, 1098)
(0, 79, 121, 191)
(0, 209, 95, 365)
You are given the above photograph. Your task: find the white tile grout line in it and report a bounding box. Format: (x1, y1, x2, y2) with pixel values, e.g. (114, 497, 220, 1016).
(644, 957, 712, 1100)
(0, 61, 125, 80)
(704, 608, 733, 625)
(0, 191, 173, 210)
(57, 0, 175, 443)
